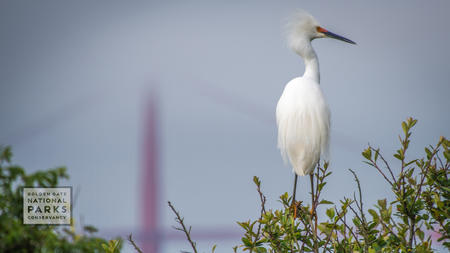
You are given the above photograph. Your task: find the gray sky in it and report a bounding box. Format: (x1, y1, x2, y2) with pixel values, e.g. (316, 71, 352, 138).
(1, 1, 449, 252)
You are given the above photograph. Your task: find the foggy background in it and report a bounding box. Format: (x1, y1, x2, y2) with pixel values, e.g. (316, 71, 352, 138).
(1, 1, 449, 252)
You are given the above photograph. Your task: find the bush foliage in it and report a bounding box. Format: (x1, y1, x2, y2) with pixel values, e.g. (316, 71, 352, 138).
(1, 117, 448, 252)
(169, 118, 449, 253)
(0, 147, 121, 253)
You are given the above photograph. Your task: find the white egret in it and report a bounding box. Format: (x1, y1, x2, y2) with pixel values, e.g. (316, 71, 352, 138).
(276, 11, 355, 207)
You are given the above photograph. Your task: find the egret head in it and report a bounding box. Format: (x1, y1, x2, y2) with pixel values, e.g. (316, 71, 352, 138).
(286, 10, 355, 55)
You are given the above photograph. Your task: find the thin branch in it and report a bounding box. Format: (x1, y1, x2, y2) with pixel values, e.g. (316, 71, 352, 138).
(323, 208, 344, 249)
(352, 193, 362, 216)
(370, 146, 397, 185)
(256, 184, 266, 214)
(379, 219, 402, 243)
(370, 161, 394, 187)
(412, 165, 431, 207)
(168, 201, 198, 253)
(250, 176, 267, 253)
(298, 208, 313, 252)
(349, 169, 367, 225)
(408, 218, 416, 248)
(348, 204, 362, 226)
(343, 209, 348, 243)
(412, 148, 439, 207)
(436, 153, 444, 169)
(335, 210, 362, 249)
(348, 170, 370, 252)
(128, 234, 143, 253)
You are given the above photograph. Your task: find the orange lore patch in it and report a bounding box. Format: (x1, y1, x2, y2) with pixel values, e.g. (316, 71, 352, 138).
(316, 27, 328, 33)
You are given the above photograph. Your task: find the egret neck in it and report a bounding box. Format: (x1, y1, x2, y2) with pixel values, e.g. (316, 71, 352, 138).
(299, 41, 320, 83)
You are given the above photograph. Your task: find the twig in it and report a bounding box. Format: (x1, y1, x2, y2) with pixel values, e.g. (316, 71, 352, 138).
(368, 159, 394, 187)
(348, 204, 362, 226)
(342, 209, 348, 243)
(349, 169, 370, 252)
(349, 170, 367, 224)
(379, 219, 402, 244)
(369, 146, 397, 185)
(298, 209, 313, 252)
(322, 208, 344, 249)
(128, 234, 143, 253)
(335, 209, 362, 249)
(168, 201, 198, 253)
(408, 147, 439, 248)
(436, 153, 444, 170)
(250, 176, 266, 253)
(256, 183, 266, 214)
(412, 147, 439, 207)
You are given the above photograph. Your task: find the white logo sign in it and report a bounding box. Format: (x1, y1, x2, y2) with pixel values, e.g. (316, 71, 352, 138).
(23, 187, 72, 225)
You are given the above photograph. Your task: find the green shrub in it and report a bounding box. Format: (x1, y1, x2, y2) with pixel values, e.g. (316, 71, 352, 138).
(169, 118, 449, 253)
(0, 146, 121, 253)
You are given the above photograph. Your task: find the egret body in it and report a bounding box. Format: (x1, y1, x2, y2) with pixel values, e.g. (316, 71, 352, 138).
(276, 11, 355, 203)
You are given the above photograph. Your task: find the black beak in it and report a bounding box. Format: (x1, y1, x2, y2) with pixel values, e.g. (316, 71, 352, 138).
(323, 30, 356, 45)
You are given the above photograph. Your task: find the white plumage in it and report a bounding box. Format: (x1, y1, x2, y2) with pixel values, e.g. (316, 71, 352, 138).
(277, 10, 354, 176)
(277, 77, 330, 176)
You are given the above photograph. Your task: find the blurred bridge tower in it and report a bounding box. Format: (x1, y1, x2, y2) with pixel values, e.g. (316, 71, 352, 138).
(141, 90, 160, 253)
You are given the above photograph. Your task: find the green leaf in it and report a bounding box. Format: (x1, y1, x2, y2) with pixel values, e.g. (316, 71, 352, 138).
(402, 121, 408, 135)
(353, 217, 361, 227)
(256, 247, 267, 253)
(318, 182, 327, 191)
(424, 147, 432, 159)
(377, 199, 387, 209)
(368, 209, 379, 221)
(242, 237, 252, 247)
(410, 118, 417, 127)
(444, 150, 450, 161)
(253, 176, 260, 187)
(404, 159, 417, 167)
(417, 229, 425, 241)
(326, 208, 335, 219)
(374, 148, 379, 161)
(362, 147, 372, 160)
(0, 146, 12, 163)
(319, 200, 334, 205)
